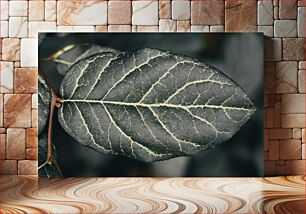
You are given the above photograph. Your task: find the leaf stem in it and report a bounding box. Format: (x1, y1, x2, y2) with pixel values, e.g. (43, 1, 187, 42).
(39, 44, 76, 63)
(47, 91, 56, 163)
(39, 68, 64, 177)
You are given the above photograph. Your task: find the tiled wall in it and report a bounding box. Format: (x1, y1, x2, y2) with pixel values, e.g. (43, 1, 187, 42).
(0, 0, 305, 176)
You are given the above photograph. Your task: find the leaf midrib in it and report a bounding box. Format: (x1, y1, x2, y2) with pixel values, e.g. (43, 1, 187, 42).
(62, 99, 254, 112)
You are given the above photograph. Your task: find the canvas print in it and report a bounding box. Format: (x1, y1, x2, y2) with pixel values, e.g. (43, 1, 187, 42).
(38, 33, 263, 177)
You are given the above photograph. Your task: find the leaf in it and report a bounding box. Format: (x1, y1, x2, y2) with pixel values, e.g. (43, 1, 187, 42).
(55, 44, 118, 75)
(58, 48, 255, 162)
(38, 73, 51, 135)
(38, 135, 61, 177)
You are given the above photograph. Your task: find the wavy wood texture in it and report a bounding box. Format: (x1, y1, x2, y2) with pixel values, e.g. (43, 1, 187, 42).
(0, 176, 305, 213)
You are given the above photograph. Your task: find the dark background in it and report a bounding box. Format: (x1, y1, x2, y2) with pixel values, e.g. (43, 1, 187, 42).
(39, 33, 264, 177)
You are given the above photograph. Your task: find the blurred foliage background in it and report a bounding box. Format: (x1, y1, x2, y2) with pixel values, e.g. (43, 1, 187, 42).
(39, 33, 263, 177)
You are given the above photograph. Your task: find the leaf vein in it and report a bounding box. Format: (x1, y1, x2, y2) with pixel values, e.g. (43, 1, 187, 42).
(101, 53, 168, 100)
(102, 104, 165, 158)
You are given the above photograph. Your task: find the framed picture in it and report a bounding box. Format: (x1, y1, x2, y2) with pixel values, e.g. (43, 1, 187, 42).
(38, 33, 263, 177)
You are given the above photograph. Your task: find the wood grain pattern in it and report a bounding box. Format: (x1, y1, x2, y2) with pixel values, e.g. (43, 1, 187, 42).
(0, 176, 305, 213)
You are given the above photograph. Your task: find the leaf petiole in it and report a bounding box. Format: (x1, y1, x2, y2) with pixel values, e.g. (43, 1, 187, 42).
(39, 69, 64, 177)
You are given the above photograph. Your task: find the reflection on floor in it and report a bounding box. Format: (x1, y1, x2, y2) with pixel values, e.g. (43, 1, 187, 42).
(0, 176, 305, 213)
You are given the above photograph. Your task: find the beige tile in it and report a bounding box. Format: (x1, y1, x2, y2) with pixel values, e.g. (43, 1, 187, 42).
(132, 25, 136, 32)
(298, 7, 305, 37)
(276, 61, 298, 93)
(0, 61, 14, 93)
(20, 39, 38, 67)
(225, 0, 256, 31)
(193, 0, 224, 25)
(6, 128, 25, 159)
(267, 94, 275, 107)
(280, 139, 302, 160)
(286, 160, 305, 175)
(299, 61, 306, 69)
(275, 164, 285, 175)
(283, 38, 305, 61)
(302, 144, 306, 159)
(26, 128, 38, 148)
(191, 25, 209, 32)
(0, 95, 3, 127)
(264, 62, 275, 94)
(57, 0, 107, 25)
(28, 21, 57, 38)
(4, 94, 32, 128)
(159, 19, 177, 32)
(177, 21, 190, 32)
(274, 101, 282, 127)
(172, 1, 190, 20)
(159, 1, 171, 19)
(32, 94, 38, 109)
(298, 70, 305, 93)
(258, 26, 273, 37)
(269, 128, 292, 139)
(9, 17, 28, 38)
(266, 108, 274, 128)
(0, 160, 17, 175)
(303, 129, 306, 143)
(108, 1, 131, 24)
(274, 6, 279, 19)
(279, 0, 297, 19)
(45, 1, 57, 21)
(264, 160, 276, 176)
(132, 1, 158, 25)
(1, 38, 20, 61)
(9, 0, 28, 17)
(95, 26, 108, 32)
(257, 0, 273, 25)
(0, 134, 5, 159)
(57, 26, 95, 32)
(282, 114, 305, 128)
(136, 26, 159, 32)
(26, 148, 38, 160)
(14, 68, 38, 94)
(29, 1, 44, 21)
(293, 128, 302, 139)
(282, 94, 305, 113)
(18, 160, 38, 175)
(264, 129, 268, 151)
(298, 0, 305, 6)
(1, 21, 9, 37)
(0, 1, 9, 20)
(107, 25, 131, 32)
(276, 160, 285, 165)
(14, 61, 21, 68)
(274, 20, 297, 37)
(210, 25, 224, 32)
(269, 140, 279, 160)
(32, 109, 38, 128)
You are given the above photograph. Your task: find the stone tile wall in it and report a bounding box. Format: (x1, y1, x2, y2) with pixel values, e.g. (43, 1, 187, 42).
(0, 0, 305, 176)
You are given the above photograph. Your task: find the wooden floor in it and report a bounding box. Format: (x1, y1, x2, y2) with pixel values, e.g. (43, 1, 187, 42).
(0, 176, 305, 214)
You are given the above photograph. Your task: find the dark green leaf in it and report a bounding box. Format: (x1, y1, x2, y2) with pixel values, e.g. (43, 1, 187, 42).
(58, 48, 255, 162)
(56, 44, 118, 75)
(38, 73, 51, 135)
